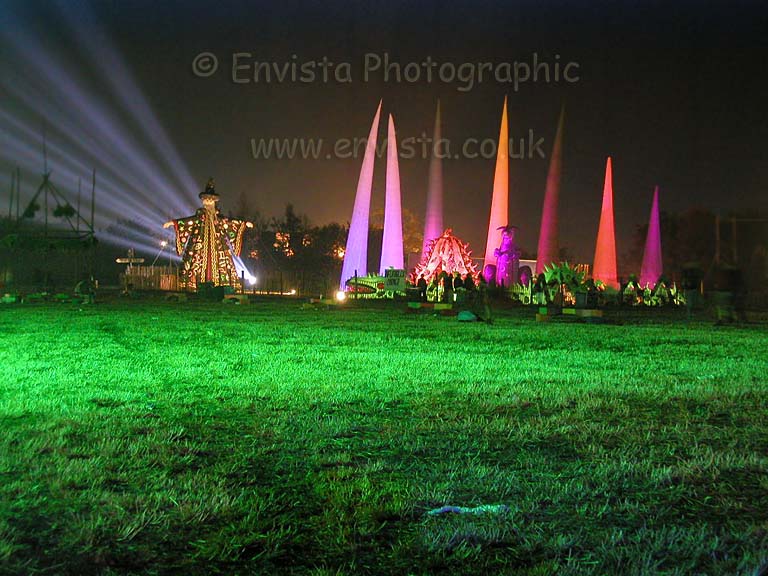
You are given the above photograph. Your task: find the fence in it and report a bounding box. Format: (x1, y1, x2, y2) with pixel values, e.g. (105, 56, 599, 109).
(121, 265, 179, 291)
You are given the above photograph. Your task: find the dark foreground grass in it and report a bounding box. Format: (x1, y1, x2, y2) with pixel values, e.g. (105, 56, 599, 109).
(0, 300, 767, 575)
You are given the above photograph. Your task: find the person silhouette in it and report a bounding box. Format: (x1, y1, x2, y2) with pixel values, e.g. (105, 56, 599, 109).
(417, 275, 428, 302)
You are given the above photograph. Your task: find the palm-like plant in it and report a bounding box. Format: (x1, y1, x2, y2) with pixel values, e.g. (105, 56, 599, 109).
(542, 262, 585, 293)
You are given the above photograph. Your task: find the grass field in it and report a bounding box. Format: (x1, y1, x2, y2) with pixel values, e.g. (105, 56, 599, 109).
(1, 299, 767, 575)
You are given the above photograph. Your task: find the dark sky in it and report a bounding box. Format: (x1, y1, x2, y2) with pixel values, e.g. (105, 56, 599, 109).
(2, 0, 767, 263)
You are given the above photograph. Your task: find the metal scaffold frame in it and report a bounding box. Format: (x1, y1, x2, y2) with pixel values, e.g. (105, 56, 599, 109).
(1, 138, 99, 290)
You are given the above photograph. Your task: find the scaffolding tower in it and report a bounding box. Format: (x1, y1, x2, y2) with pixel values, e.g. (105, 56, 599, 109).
(1, 148, 98, 290)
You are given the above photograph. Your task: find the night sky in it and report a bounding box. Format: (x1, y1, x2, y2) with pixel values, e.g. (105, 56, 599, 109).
(2, 0, 767, 264)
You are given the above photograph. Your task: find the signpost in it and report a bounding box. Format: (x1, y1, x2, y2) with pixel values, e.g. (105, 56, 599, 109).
(116, 248, 145, 268)
(116, 248, 145, 293)
(384, 268, 406, 296)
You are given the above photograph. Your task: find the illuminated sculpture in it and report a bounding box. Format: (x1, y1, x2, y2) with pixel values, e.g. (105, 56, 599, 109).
(379, 114, 404, 273)
(421, 100, 444, 260)
(640, 186, 663, 287)
(535, 106, 564, 274)
(163, 178, 252, 290)
(483, 97, 510, 282)
(494, 225, 521, 287)
(340, 101, 382, 289)
(411, 229, 480, 284)
(592, 157, 619, 289)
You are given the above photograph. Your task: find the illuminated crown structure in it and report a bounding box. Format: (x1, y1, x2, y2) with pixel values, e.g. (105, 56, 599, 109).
(410, 228, 480, 285)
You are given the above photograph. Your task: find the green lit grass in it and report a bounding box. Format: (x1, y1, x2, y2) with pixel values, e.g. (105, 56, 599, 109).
(0, 301, 766, 575)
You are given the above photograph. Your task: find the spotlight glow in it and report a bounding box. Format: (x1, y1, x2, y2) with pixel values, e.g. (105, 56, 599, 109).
(52, 0, 198, 200)
(233, 255, 256, 286)
(0, 4, 197, 256)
